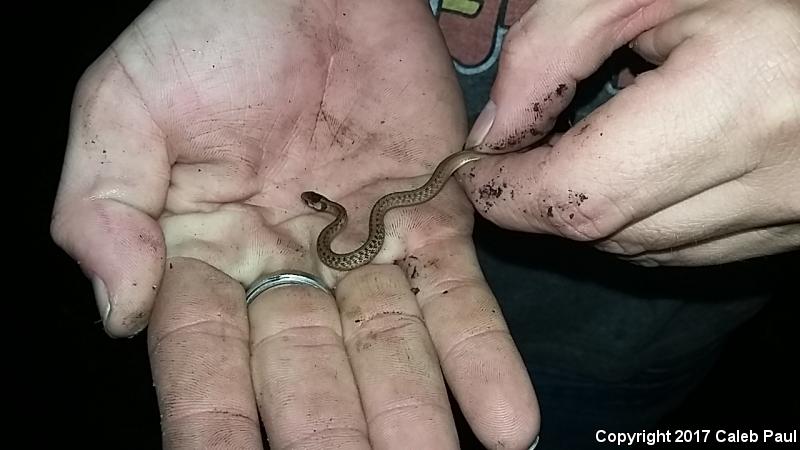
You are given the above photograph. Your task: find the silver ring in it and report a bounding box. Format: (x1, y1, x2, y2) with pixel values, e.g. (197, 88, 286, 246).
(245, 270, 332, 305)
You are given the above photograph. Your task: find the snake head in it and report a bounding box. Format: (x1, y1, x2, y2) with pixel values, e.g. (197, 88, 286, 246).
(300, 191, 328, 211)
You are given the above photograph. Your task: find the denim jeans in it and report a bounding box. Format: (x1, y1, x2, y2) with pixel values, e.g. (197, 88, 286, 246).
(468, 216, 770, 450)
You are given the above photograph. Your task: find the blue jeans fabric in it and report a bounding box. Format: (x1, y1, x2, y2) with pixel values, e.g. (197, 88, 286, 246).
(470, 220, 769, 449)
(524, 346, 723, 450)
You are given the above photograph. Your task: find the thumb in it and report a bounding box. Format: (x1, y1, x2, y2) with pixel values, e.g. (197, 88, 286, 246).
(465, 0, 676, 152)
(51, 55, 170, 337)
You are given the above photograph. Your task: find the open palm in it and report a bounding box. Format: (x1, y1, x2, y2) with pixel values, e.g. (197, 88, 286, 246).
(52, 0, 539, 448)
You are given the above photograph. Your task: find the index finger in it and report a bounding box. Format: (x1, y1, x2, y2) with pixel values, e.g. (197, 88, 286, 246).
(147, 257, 262, 448)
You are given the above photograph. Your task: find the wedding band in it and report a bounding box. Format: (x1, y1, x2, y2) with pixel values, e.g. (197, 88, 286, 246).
(245, 270, 332, 305)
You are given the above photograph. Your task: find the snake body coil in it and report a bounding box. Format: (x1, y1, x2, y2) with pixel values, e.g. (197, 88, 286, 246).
(301, 149, 484, 271)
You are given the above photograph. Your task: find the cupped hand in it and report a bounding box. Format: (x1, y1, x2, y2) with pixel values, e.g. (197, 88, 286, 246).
(50, 0, 539, 447)
(460, 0, 799, 266)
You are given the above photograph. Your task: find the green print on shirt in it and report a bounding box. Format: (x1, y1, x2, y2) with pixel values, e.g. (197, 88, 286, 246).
(433, 0, 534, 74)
(442, 0, 482, 17)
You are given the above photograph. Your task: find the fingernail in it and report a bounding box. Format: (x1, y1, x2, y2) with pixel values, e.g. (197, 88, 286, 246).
(594, 240, 626, 254)
(466, 99, 496, 148)
(528, 435, 540, 449)
(92, 276, 111, 324)
(596, 240, 644, 255)
(621, 256, 659, 267)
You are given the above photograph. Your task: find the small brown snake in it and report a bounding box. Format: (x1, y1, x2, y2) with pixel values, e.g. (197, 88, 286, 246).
(301, 148, 485, 271)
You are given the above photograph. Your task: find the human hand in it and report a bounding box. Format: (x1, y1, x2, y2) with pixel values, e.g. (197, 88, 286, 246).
(460, 0, 799, 266)
(50, 0, 539, 447)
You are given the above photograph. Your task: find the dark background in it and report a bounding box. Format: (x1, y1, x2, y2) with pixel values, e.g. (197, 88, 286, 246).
(36, 1, 796, 448)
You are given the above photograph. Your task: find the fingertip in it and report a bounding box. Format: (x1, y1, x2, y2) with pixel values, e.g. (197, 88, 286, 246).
(102, 289, 156, 338)
(97, 263, 162, 338)
(476, 70, 575, 154)
(53, 199, 165, 337)
(629, 5, 707, 66)
(629, 31, 666, 65)
(102, 255, 164, 338)
(88, 272, 146, 338)
(465, 356, 541, 450)
(454, 151, 550, 234)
